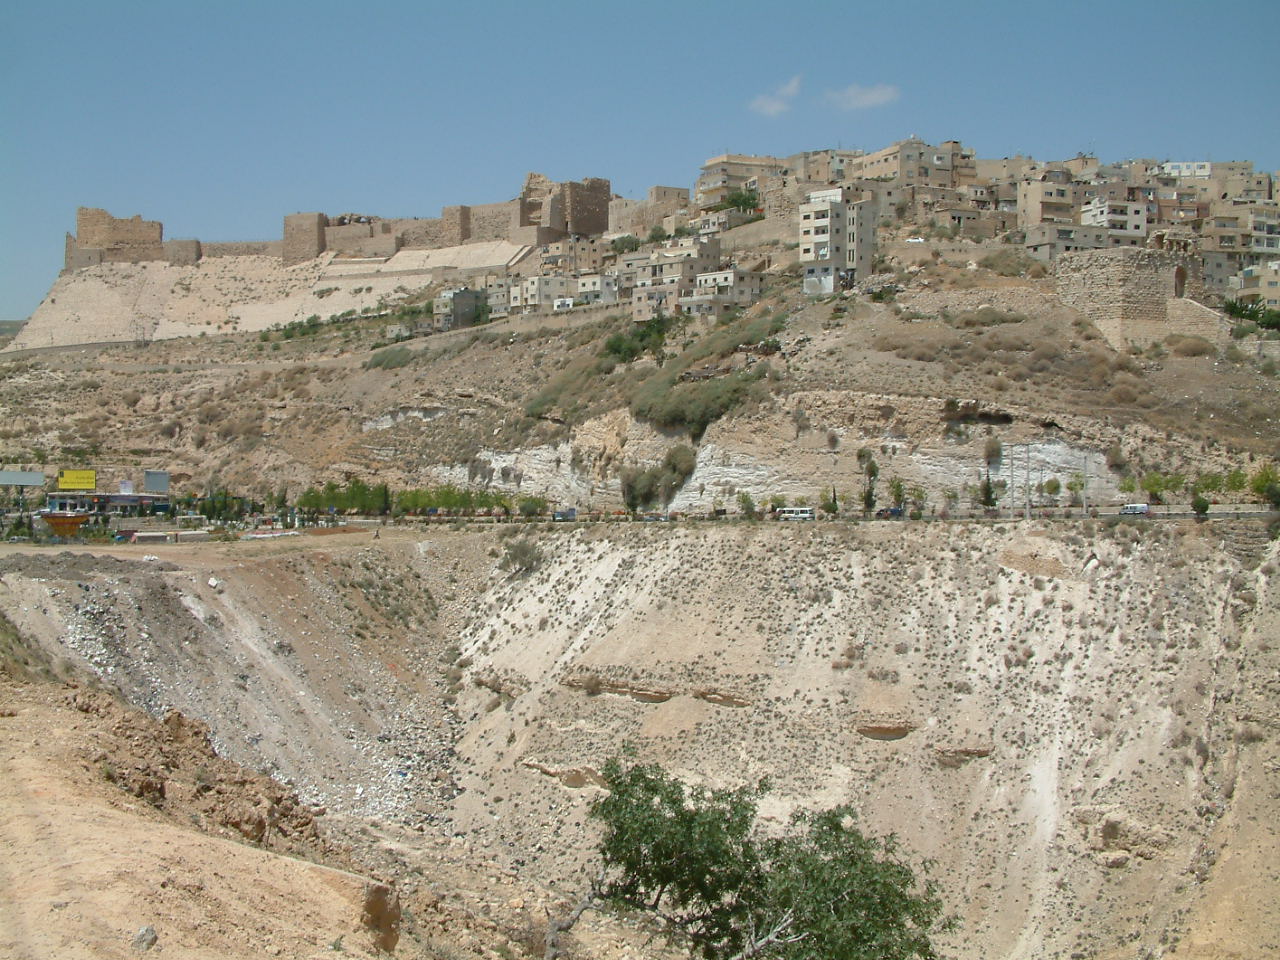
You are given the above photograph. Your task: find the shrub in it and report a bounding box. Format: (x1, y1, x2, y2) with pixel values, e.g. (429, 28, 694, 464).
(1167, 335, 1215, 357)
(979, 249, 1034, 276)
(1105, 443, 1127, 472)
(500, 537, 543, 574)
(984, 437, 1002, 465)
(365, 345, 413, 370)
(621, 444, 697, 510)
(950, 307, 1026, 329)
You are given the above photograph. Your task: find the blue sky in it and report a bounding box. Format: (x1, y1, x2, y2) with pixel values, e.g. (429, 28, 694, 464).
(2, 0, 1277, 321)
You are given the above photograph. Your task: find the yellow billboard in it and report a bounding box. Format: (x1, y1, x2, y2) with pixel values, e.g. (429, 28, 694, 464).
(57, 469, 97, 491)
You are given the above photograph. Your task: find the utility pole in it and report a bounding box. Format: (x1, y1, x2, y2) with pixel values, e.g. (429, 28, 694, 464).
(1024, 444, 1031, 521)
(1081, 452, 1089, 513)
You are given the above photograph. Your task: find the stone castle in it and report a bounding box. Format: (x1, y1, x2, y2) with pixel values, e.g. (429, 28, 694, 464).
(63, 172, 612, 272)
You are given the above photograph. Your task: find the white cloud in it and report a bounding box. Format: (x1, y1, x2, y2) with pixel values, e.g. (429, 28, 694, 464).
(749, 75, 802, 117)
(825, 83, 900, 110)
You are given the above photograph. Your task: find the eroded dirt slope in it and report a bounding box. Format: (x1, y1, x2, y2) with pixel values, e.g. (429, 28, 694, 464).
(1, 519, 1277, 960)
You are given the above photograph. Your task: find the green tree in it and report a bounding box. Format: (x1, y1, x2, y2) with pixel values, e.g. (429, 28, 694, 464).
(585, 759, 948, 960)
(738, 491, 759, 520)
(721, 189, 760, 213)
(517, 495, 548, 518)
(980, 471, 998, 509)
(648, 225, 670, 243)
(888, 476, 907, 509)
(1225, 468, 1248, 494)
(1250, 463, 1279, 501)
(1194, 472, 1223, 495)
(1140, 472, 1166, 504)
(611, 235, 641, 255)
(819, 487, 839, 516)
(1191, 494, 1210, 518)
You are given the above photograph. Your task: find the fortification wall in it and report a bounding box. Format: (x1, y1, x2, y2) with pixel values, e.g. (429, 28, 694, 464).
(1056, 248, 1215, 350)
(65, 207, 165, 269)
(202, 241, 282, 258)
(283, 213, 327, 265)
(164, 239, 202, 266)
(469, 201, 515, 242)
(563, 178, 611, 236)
(324, 222, 374, 249)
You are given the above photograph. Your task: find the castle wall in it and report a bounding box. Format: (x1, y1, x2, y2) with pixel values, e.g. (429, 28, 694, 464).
(469, 201, 516, 242)
(164, 239, 202, 266)
(202, 241, 282, 258)
(283, 212, 327, 265)
(563, 178, 610, 236)
(65, 207, 165, 269)
(1055, 247, 1217, 350)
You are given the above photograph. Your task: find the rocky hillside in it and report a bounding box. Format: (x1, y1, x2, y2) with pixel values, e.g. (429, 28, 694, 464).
(1, 260, 1276, 517)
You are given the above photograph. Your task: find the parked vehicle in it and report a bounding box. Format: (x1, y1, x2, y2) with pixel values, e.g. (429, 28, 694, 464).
(875, 507, 904, 519)
(776, 507, 815, 521)
(1120, 503, 1150, 515)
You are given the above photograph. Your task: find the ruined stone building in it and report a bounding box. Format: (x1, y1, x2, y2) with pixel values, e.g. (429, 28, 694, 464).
(1055, 245, 1223, 350)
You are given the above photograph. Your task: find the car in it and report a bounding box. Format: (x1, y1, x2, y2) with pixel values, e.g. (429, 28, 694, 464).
(905, 237, 926, 243)
(874, 507, 904, 519)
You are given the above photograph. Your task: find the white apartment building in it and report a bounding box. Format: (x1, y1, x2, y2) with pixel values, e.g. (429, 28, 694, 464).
(510, 275, 572, 314)
(798, 187, 876, 295)
(1080, 196, 1149, 246)
(577, 273, 620, 304)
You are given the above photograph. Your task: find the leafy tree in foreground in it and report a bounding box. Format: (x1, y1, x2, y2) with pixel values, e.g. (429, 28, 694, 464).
(583, 758, 949, 960)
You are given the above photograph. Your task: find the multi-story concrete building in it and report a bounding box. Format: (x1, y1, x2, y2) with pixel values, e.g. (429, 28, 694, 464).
(1024, 223, 1108, 261)
(1230, 261, 1280, 308)
(1198, 199, 1280, 258)
(694, 154, 788, 210)
(1080, 196, 1149, 246)
(849, 138, 976, 189)
(785, 149, 868, 185)
(510, 275, 573, 314)
(577, 273, 620, 305)
(679, 268, 766, 318)
(539, 236, 605, 275)
(1016, 170, 1083, 229)
(1162, 160, 1254, 180)
(477, 275, 513, 319)
(798, 187, 876, 295)
(692, 208, 757, 238)
(432, 287, 484, 330)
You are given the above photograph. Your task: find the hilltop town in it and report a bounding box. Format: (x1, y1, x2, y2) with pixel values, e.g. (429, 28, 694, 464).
(9, 137, 1279, 357)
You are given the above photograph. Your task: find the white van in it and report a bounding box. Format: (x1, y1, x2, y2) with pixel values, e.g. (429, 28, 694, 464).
(1119, 503, 1150, 515)
(777, 507, 816, 521)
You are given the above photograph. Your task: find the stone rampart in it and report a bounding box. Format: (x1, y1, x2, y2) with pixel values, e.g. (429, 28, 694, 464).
(202, 241, 282, 258)
(468, 201, 516, 242)
(65, 207, 164, 270)
(563, 178, 611, 236)
(164, 239, 202, 266)
(1055, 247, 1217, 350)
(283, 212, 327, 265)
